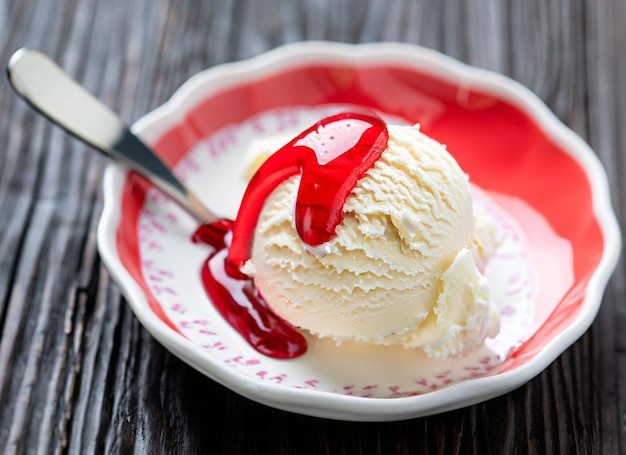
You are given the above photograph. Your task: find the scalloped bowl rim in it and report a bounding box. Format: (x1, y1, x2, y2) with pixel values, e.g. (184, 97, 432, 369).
(97, 41, 621, 421)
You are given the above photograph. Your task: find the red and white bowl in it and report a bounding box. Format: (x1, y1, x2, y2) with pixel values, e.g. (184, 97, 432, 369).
(97, 41, 621, 421)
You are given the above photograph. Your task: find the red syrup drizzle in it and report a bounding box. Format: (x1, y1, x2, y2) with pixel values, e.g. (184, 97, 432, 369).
(192, 111, 389, 359)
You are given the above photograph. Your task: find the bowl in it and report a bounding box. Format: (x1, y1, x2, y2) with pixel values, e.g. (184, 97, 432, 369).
(97, 41, 621, 421)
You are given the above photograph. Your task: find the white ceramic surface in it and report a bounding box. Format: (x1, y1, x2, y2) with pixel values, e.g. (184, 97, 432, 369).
(97, 42, 621, 421)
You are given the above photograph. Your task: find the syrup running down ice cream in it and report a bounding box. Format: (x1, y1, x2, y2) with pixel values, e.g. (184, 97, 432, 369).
(193, 111, 500, 359)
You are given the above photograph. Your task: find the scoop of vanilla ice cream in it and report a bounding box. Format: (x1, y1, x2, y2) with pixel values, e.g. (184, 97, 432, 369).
(247, 124, 499, 358)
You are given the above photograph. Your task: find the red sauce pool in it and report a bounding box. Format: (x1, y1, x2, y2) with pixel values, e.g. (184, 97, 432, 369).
(193, 112, 389, 358)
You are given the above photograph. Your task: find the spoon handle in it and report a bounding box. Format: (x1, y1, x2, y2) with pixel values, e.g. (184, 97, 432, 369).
(6, 48, 216, 224)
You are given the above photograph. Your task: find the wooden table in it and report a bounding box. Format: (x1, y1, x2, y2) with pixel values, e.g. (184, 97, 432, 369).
(1, 0, 624, 453)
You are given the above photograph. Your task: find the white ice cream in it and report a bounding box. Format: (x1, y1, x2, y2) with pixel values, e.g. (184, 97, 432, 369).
(244, 124, 500, 358)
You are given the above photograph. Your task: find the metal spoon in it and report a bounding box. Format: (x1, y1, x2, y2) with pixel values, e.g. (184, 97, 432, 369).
(6, 47, 217, 224)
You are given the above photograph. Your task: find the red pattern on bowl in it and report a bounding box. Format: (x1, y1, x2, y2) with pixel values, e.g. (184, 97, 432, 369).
(99, 42, 620, 420)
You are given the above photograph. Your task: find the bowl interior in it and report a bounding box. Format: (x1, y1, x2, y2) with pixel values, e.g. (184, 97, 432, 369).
(101, 43, 616, 419)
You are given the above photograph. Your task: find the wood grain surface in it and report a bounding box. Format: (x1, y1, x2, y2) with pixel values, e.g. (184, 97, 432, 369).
(0, 0, 624, 453)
